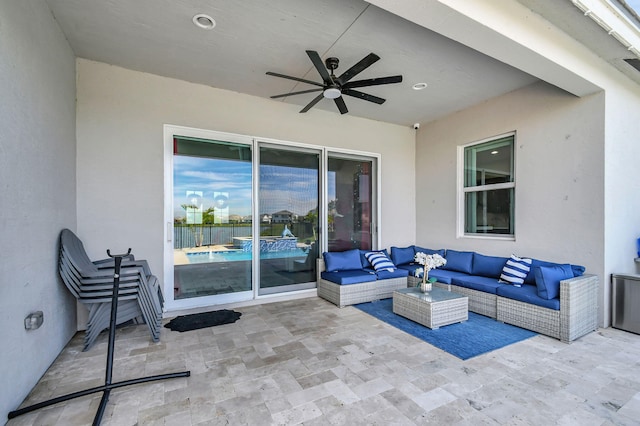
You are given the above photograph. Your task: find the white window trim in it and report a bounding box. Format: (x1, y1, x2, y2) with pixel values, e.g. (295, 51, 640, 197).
(456, 131, 516, 241)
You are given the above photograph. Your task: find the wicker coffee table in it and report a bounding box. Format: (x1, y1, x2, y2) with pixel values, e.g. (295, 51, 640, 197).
(393, 287, 468, 329)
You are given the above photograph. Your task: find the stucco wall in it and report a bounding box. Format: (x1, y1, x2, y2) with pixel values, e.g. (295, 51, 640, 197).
(75, 59, 416, 296)
(0, 0, 77, 420)
(416, 81, 606, 324)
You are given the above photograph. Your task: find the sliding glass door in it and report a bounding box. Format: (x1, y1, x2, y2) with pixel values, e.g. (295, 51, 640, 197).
(165, 126, 379, 311)
(171, 136, 253, 302)
(327, 155, 376, 251)
(258, 145, 320, 295)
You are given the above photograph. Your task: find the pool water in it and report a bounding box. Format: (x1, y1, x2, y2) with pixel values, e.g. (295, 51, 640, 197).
(186, 248, 308, 264)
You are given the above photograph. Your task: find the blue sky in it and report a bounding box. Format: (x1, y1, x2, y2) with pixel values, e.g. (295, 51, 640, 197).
(173, 155, 333, 219)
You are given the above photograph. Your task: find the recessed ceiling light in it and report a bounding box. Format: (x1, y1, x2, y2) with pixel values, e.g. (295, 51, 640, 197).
(192, 13, 216, 30)
(412, 82, 428, 90)
(491, 150, 499, 155)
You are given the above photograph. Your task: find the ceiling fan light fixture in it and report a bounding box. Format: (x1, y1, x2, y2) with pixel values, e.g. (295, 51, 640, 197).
(192, 14, 216, 30)
(323, 87, 341, 99)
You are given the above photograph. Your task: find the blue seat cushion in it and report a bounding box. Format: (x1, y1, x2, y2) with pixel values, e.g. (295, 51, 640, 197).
(414, 246, 445, 257)
(391, 246, 415, 266)
(451, 275, 504, 295)
(323, 249, 362, 272)
(472, 253, 508, 278)
(320, 270, 377, 285)
(534, 264, 574, 300)
(375, 268, 409, 280)
(496, 283, 560, 310)
(397, 263, 421, 276)
(524, 259, 585, 284)
(442, 250, 474, 274)
(428, 269, 471, 284)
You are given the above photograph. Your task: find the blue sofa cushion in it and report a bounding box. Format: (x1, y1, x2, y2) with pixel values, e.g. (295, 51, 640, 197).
(524, 259, 585, 284)
(323, 249, 362, 272)
(390, 246, 415, 266)
(496, 283, 560, 310)
(375, 268, 409, 280)
(499, 254, 532, 287)
(359, 249, 389, 268)
(534, 264, 574, 300)
(397, 263, 421, 276)
(472, 253, 509, 278)
(320, 270, 377, 285)
(452, 275, 504, 295)
(428, 269, 471, 284)
(442, 250, 474, 274)
(414, 246, 445, 257)
(364, 251, 396, 272)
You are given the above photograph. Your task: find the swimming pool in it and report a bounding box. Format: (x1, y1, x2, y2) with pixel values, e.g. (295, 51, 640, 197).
(186, 248, 308, 264)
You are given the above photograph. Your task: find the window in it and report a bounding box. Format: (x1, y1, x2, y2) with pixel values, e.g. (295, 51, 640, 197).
(461, 133, 515, 237)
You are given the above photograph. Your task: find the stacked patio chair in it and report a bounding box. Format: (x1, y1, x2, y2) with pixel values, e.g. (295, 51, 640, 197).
(58, 229, 164, 351)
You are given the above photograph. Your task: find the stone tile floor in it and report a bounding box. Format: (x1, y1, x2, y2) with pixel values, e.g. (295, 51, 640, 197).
(7, 296, 640, 425)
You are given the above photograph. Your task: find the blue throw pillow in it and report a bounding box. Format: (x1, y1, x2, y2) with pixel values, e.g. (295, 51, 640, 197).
(534, 264, 574, 299)
(359, 249, 389, 268)
(364, 251, 396, 272)
(442, 250, 474, 274)
(525, 259, 586, 284)
(391, 246, 415, 265)
(499, 254, 532, 287)
(323, 249, 362, 272)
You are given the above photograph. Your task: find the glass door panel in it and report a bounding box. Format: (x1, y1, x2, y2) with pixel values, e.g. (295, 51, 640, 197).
(172, 136, 252, 300)
(258, 145, 319, 295)
(328, 156, 374, 251)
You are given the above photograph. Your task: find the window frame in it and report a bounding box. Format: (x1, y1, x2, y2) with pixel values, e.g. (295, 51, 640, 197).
(457, 132, 516, 240)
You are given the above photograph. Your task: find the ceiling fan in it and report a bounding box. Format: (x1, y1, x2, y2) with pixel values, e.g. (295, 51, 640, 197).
(266, 50, 403, 114)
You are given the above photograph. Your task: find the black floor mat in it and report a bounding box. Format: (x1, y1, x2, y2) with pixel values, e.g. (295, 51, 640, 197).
(164, 309, 242, 332)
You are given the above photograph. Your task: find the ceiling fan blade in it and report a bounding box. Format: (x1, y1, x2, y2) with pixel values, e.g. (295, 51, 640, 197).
(270, 88, 323, 99)
(300, 93, 325, 113)
(306, 50, 332, 83)
(334, 96, 348, 114)
(266, 71, 324, 87)
(343, 75, 403, 89)
(337, 53, 380, 84)
(342, 89, 386, 104)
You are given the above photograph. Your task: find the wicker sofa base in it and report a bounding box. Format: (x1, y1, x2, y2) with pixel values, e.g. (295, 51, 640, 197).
(317, 259, 407, 308)
(408, 273, 598, 342)
(317, 276, 408, 308)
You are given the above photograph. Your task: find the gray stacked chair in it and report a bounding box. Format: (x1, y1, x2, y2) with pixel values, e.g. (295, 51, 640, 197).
(58, 229, 164, 351)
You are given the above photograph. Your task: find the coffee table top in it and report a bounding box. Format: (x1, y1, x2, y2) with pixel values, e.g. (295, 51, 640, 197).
(394, 286, 466, 303)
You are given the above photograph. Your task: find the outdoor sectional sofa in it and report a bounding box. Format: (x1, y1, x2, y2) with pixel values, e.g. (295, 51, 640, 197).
(317, 249, 408, 307)
(391, 245, 599, 342)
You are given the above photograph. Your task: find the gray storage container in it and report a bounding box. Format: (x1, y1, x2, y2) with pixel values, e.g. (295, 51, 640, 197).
(611, 274, 640, 334)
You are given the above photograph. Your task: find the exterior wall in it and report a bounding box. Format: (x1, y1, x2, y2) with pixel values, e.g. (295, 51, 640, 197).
(0, 0, 77, 420)
(416, 81, 606, 323)
(75, 59, 416, 290)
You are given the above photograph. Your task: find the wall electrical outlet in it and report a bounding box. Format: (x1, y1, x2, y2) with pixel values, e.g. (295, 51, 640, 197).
(25, 311, 44, 330)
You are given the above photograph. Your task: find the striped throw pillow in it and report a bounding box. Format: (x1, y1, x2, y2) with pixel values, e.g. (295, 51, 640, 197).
(364, 251, 396, 272)
(499, 254, 532, 287)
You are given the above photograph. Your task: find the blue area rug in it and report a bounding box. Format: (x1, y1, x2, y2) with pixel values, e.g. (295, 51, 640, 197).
(354, 298, 536, 360)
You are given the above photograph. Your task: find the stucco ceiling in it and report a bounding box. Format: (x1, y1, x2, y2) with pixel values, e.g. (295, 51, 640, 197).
(43, 0, 633, 127)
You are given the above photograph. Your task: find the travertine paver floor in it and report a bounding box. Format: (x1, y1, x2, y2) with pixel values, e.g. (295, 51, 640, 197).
(7, 296, 640, 425)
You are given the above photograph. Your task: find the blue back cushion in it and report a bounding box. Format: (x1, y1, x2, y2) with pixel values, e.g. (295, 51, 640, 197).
(414, 246, 445, 257)
(524, 259, 586, 284)
(534, 264, 574, 299)
(390, 246, 415, 266)
(323, 249, 362, 272)
(472, 253, 509, 278)
(442, 250, 474, 274)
